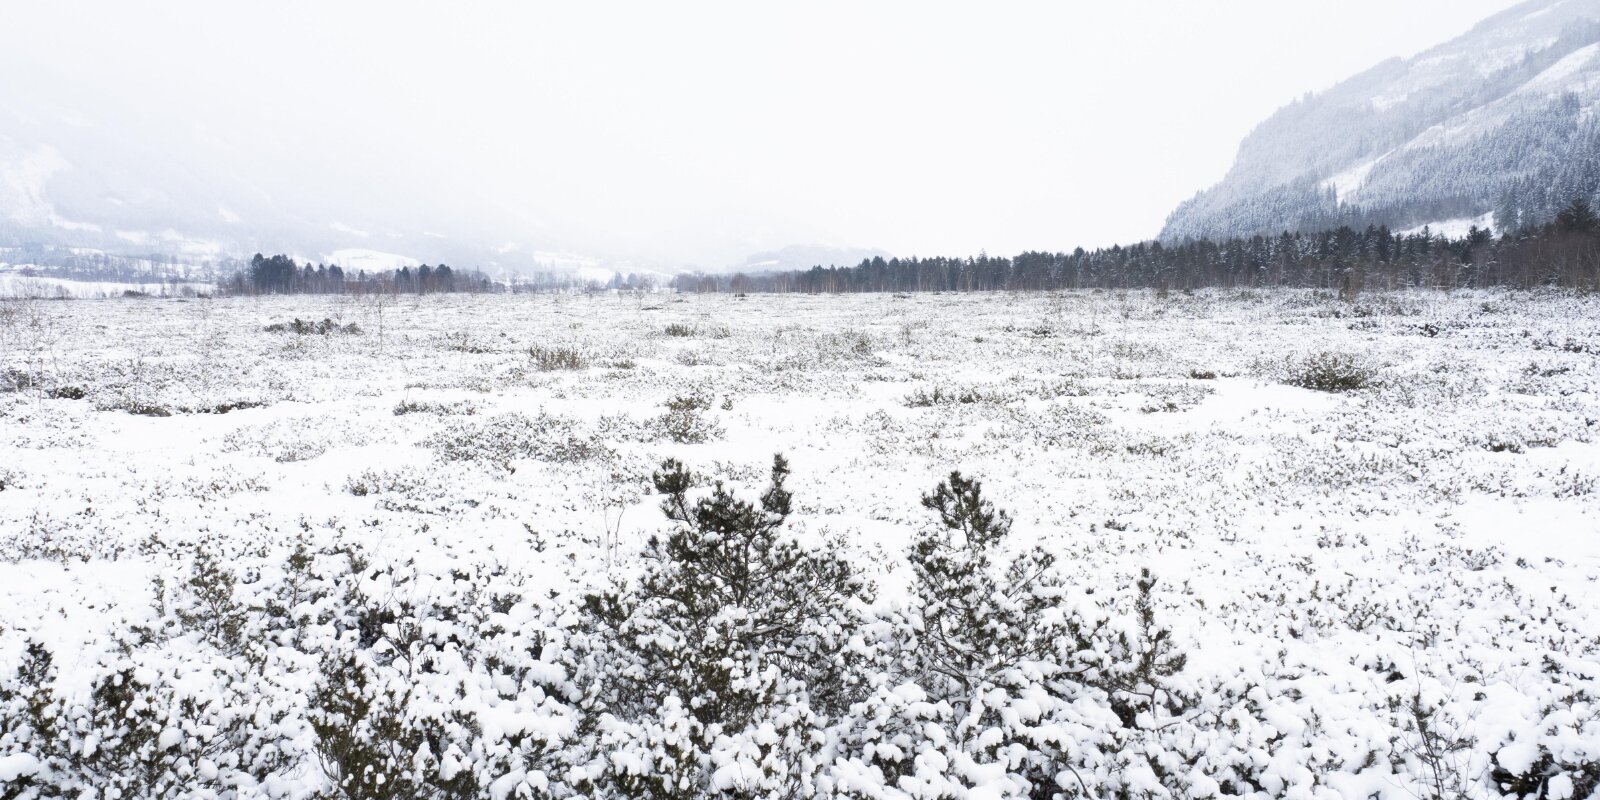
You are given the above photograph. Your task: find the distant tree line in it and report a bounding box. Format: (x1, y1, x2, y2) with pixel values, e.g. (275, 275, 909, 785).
(673, 199, 1600, 294)
(0, 246, 223, 286)
(229, 253, 493, 295)
(501, 270, 658, 294)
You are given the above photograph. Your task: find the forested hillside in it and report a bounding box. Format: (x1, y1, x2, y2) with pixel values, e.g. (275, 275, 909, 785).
(1162, 0, 1600, 241)
(677, 201, 1600, 293)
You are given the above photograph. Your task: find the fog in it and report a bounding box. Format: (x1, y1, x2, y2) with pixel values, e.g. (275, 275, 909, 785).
(1, 1, 1523, 271)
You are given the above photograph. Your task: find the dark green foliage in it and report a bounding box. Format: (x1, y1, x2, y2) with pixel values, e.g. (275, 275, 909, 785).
(310, 653, 481, 800)
(264, 318, 362, 335)
(580, 455, 871, 795)
(240, 254, 489, 295)
(1287, 351, 1375, 392)
(670, 217, 1600, 293)
(174, 551, 248, 655)
(528, 345, 586, 371)
(1555, 198, 1599, 234)
(910, 472, 1072, 699)
(1104, 568, 1191, 728)
(0, 642, 57, 795)
(904, 385, 991, 407)
(656, 394, 720, 444)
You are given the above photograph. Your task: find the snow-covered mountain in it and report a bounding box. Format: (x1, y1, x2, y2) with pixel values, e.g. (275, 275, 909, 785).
(1162, 0, 1600, 241)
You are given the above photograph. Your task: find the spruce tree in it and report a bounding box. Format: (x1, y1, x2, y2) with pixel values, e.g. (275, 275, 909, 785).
(1555, 198, 1599, 234)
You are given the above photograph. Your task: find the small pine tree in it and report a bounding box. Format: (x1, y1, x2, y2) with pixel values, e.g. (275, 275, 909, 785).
(579, 455, 871, 797)
(837, 472, 1202, 799)
(0, 642, 60, 791)
(910, 471, 1071, 702)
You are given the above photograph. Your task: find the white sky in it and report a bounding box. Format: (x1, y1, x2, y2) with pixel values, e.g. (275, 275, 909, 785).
(2, 1, 1527, 268)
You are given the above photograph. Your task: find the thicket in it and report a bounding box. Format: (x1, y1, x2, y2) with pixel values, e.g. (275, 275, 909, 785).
(2, 462, 1595, 798)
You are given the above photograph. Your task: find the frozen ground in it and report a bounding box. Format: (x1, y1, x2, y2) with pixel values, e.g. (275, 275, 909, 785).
(1, 289, 1597, 798)
(0, 273, 215, 299)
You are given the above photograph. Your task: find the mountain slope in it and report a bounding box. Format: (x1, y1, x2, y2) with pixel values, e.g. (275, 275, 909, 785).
(1162, 0, 1600, 241)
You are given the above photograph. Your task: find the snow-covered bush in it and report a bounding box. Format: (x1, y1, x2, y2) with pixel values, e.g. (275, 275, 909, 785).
(575, 455, 871, 798)
(834, 473, 1216, 800)
(1284, 351, 1378, 392)
(653, 394, 722, 444)
(528, 345, 587, 371)
(425, 412, 610, 471)
(298, 548, 581, 800)
(264, 318, 362, 336)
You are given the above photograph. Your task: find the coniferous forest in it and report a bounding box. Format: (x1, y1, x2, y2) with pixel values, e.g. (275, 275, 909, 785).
(228, 254, 494, 295)
(673, 200, 1600, 294)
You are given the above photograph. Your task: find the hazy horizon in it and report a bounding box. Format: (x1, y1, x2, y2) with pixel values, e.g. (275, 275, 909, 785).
(1, 0, 1528, 271)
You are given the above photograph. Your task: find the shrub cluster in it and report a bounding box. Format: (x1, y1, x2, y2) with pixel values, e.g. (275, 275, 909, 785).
(4, 464, 1595, 798)
(654, 393, 723, 444)
(264, 318, 362, 336)
(1285, 351, 1377, 393)
(424, 412, 609, 471)
(904, 385, 994, 408)
(529, 345, 587, 371)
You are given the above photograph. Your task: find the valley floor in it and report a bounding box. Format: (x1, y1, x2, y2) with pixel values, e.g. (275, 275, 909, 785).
(1, 289, 1597, 798)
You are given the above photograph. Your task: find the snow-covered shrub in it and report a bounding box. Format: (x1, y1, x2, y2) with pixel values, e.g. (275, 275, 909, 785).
(342, 465, 485, 515)
(653, 393, 722, 444)
(835, 471, 1101, 796)
(528, 345, 587, 371)
(437, 330, 489, 353)
(171, 550, 250, 656)
(834, 472, 1208, 799)
(223, 416, 377, 463)
(62, 657, 286, 796)
(0, 642, 57, 793)
(1, 509, 142, 564)
(264, 318, 362, 336)
(576, 455, 872, 797)
(303, 548, 580, 800)
(0, 634, 298, 798)
(425, 412, 610, 471)
(1284, 351, 1377, 392)
(1489, 658, 1600, 800)
(393, 398, 479, 416)
(903, 385, 1000, 408)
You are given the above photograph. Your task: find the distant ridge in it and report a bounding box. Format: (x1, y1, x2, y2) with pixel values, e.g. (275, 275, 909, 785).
(1162, 0, 1600, 241)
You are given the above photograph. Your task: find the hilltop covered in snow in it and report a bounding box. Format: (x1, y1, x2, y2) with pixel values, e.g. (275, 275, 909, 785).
(1163, 0, 1600, 241)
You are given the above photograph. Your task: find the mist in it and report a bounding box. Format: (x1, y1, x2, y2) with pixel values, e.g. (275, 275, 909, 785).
(1, 0, 1524, 272)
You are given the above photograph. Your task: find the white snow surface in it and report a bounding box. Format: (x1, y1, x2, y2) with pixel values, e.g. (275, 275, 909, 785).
(0, 274, 215, 299)
(1399, 212, 1498, 238)
(321, 247, 421, 271)
(1, 289, 1598, 797)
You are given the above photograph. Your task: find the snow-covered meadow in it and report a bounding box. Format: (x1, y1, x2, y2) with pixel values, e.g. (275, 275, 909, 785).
(1, 289, 1597, 799)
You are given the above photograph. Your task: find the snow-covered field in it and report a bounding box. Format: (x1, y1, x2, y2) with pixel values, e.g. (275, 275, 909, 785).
(1, 290, 1597, 798)
(0, 274, 215, 299)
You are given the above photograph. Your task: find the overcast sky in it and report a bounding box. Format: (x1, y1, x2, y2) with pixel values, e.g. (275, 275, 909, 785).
(2, 1, 1527, 268)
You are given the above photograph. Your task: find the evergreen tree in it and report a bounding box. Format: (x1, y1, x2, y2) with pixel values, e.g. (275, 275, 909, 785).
(1555, 198, 1599, 234)
(578, 456, 871, 798)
